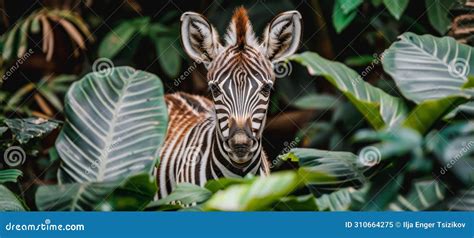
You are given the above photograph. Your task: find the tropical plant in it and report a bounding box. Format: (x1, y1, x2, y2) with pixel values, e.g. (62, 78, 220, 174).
(1, 0, 473, 212)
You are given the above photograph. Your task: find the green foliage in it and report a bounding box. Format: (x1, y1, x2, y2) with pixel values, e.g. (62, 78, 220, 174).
(1, 9, 92, 62)
(0, 169, 23, 183)
(55, 67, 168, 183)
(98, 17, 150, 59)
(1, 1, 472, 212)
(291, 52, 408, 130)
(332, 0, 359, 33)
(203, 171, 302, 211)
(402, 96, 469, 134)
(0, 185, 26, 211)
(36, 174, 156, 211)
(148, 183, 212, 209)
(426, 122, 474, 186)
(99, 18, 182, 78)
(4, 118, 60, 144)
(425, 0, 454, 35)
(383, 33, 474, 104)
(383, 0, 410, 20)
(388, 180, 446, 211)
(291, 93, 337, 110)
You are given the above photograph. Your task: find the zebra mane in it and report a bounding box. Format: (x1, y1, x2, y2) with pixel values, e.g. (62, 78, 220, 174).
(224, 7, 258, 49)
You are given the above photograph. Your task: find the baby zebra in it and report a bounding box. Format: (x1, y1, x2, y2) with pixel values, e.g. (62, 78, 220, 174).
(156, 7, 302, 198)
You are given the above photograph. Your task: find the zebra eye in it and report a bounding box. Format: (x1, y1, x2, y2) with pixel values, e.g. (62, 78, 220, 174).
(210, 83, 221, 97)
(260, 83, 272, 97)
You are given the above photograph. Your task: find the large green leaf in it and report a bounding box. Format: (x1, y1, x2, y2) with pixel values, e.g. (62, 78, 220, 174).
(148, 183, 212, 208)
(204, 176, 253, 193)
(291, 52, 408, 129)
(316, 187, 366, 211)
(402, 96, 469, 134)
(0, 185, 26, 211)
(4, 118, 60, 144)
(426, 122, 474, 186)
(425, 0, 454, 35)
(56, 66, 168, 183)
(203, 171, 302, 211)
(446, 189, 474, 211)
(332, 0, 357, 33)
(275, 195, 319, 211)
(388, 180, 446, 211)
(338, 0, 363, 14)
(280, 148, 370, 189)
(0, 169, 23, 183)
(36, 174, 156, 211)
(276, 187, 367, 211)
(152, 29, 182, 78)
(383, 0, 409, 20)
(383, 33, 474, 103)
(291, 93, 337, 110)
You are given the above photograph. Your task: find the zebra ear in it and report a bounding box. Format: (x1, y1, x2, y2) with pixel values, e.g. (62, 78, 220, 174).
(261, 11, 302, 62)
(181, 12, 223, 65)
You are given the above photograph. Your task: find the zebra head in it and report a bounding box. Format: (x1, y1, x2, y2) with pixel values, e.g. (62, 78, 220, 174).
(181, 7, 302, 164)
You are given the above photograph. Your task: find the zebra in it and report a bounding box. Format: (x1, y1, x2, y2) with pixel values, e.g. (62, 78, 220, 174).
(156, 7, 302, 199)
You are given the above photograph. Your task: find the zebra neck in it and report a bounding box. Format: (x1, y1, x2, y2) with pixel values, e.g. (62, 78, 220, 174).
(208, 129, 262, 179)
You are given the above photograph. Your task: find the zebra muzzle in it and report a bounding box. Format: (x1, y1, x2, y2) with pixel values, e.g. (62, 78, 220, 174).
(226, 117, 258, 161)
(228, 132, 253, 158)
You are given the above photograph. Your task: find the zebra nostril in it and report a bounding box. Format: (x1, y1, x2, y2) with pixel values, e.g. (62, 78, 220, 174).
(231, 143, 250, 157)
(228, 132, 253, 157)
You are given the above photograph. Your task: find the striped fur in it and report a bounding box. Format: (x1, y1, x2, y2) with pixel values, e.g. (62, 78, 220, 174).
(156, 7, 301, 199)
(449, 0, 474, 45)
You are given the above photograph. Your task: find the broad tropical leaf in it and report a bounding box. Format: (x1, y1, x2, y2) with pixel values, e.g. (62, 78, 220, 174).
(338, 0, 363, 14)
(292, 52, 408, 130)
(446, 189, 474, 211)
(388, 180, 446, 211)
(4, 118, 60, 144)
(204, 176, 253, 193)
(0, 169, 23, 183)
(0, 185, 26, 211)
(332, 0, 357, 33)
(316, 187, 366, 211)
(36, 174, 156, 211)
(402, 96, 469, 134)
(56, 66, 168, 183)
(425, 0, 454, 35)
(148, 183, 212, 208)
(203, 171, 302, 211)
(281, 148, 369, 189)
(383, 0, 409, 20)
(275, 195, 319, 211)
(153, 32, 182, 78)
(426, 121, 474, 186)
(291, 93, 337, 110)
(383, 33, 474, 103)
